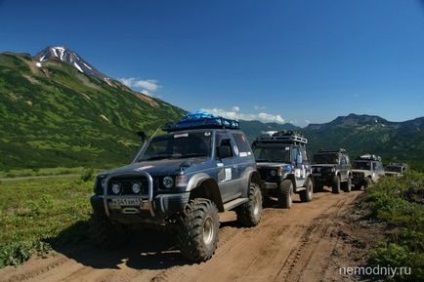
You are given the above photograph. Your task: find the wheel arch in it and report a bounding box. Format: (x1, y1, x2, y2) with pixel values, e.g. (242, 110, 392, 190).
(189, 178, 224, 212)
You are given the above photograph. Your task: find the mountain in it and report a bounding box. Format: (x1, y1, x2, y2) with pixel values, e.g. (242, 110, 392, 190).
(302, 114, 424, 165)
(34, 46, 110, 80)
(0, 50, 185, 170)
(1, 47, 424, 170)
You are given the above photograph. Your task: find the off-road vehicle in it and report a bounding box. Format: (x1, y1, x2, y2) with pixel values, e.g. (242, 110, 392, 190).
(311, 148, 352, 193)
(351, 154, 385, 190)
(251, 131, 314, 209)
(384, 163, 409, 177)
(90, 112, 262, 262)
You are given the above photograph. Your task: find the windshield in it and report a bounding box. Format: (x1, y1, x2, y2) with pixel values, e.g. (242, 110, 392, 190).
(352, 161, 371, 170)
(253, 145, 291, 162)
(137, 130, 212, 161)
(385, 166, 402, 172)
(313, 153, 338, 164)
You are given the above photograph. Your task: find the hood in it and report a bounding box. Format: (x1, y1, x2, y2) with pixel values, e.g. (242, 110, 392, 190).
(351, 169, 368, 175)
(99, 158, 205, 177)
(311, 164, 336, 168)
(257, 162, 293, 170)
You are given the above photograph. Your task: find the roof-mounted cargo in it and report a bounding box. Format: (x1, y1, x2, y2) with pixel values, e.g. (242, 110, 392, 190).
(355, 154, 381, 162)
(164, 110, 240, 132)
(256, 130, 307, 144)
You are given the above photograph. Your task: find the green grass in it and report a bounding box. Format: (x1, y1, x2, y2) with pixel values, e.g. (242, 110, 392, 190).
(0, 174, 94, 267)
(364, 171, 424, 281)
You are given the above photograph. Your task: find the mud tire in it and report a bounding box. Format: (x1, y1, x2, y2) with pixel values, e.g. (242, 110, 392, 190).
(342, 177, 352, 192)
(299, 178, 313, 202)
(278, 179, 293, 209)
(236, 182, 262, 227)
(332, 175, 341, 194)
(176, 199, 219, 262)
(90, 212, 129, 250)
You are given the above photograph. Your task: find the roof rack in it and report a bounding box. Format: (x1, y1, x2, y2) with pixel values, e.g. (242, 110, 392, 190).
(256, 130, 307, 144)
(317, 148, 346, 153)
(164, 111, 240, 132)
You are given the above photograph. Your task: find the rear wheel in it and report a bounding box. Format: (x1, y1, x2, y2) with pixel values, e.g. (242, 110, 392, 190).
(332, 175, 341, 194)
(236, 182, 262, 226)
(278, 179, 293, 209)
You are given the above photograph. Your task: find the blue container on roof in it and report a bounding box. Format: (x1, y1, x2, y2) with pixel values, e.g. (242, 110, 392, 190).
(165, 110, 240, 131)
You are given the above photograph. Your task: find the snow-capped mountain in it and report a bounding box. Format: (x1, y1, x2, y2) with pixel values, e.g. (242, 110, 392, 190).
(34, 46, 110, 80)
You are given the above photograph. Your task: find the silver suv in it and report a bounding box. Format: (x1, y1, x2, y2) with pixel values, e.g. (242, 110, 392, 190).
(352, 154, 385, 190)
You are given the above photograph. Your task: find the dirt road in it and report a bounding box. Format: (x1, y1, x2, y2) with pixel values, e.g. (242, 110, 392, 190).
(0, 191, 365, 282)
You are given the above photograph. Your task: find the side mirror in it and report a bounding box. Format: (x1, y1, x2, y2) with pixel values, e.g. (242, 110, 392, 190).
(218, 145, 232, 159)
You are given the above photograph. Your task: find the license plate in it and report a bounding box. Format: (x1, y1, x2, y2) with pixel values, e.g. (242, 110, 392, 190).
(313, 173, 322, 177)
(111, 198, 143, 206)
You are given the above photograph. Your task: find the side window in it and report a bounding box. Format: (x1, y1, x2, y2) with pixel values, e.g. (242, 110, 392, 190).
(216, 133, 234, 158)
(300, 145, 308, 162)
(293, 146, 303, 164)
(232, 132, 252, 157)
(341, 155, 347, 165)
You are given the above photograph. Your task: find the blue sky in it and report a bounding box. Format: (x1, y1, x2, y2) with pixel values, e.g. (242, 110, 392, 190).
(1, 0, 424, 127)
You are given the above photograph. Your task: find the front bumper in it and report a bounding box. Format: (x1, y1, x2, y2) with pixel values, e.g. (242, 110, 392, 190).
(90, 192, 190, 222)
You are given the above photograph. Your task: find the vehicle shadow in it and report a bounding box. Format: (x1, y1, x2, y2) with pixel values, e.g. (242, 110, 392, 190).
(48, 221, 190, 270)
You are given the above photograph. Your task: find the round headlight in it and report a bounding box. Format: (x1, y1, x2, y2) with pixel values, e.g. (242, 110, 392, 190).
(163, 176, 174, 189)
(270, 170, 277, 177)
(132, 182, 141, 194)
(111, 183, 121, 194)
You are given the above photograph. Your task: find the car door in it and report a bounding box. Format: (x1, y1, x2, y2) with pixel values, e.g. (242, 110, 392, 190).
(215, 132, 241, 203)
(292, 145, 307, 187)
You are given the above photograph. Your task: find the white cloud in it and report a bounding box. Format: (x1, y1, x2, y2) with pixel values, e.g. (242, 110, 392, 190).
(119, 77, 161, 95)
(202, 107, 286, 124)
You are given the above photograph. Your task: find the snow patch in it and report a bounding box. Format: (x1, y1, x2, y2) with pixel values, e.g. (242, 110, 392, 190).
(39, 55, 45, 62)
(36, 62, 42, 68)
(83, 62, 92, 70)
(73, 62, 84, 73)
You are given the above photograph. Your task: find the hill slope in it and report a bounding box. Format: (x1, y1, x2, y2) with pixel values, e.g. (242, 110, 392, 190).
(0, 52, 185, 169)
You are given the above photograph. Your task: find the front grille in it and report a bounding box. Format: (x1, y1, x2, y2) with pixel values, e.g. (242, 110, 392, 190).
(258, 169, 278, 182)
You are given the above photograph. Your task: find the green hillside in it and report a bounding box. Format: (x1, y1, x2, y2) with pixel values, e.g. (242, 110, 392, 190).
(0, 52, 185, 170)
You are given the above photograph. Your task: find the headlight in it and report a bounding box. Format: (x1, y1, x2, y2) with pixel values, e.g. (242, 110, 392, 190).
(270, 170, 276, 177)
(132, 182, 141, 194)
(163, 176, 174, 189)
(111, 183, 121, 194)
(101, 178, 107, 189)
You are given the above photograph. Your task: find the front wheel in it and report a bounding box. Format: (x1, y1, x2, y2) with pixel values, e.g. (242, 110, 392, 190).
(90, 212, 129, 250)
(176, 199, 219, 262)
(278, 179, 293, 209)
(236, 182, 262, 227)
(342, 177, 352, 192)
(332, 175, 341, 194)
(299, 178, 313, 202)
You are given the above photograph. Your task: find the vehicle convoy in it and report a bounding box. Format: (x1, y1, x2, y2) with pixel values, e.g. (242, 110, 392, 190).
(351, 154, 385, 190)
(251, 131, 314, 209)
(89, 111, 262, 262)
(311, 148, 352, 193)
(384, 163, 409, 177)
